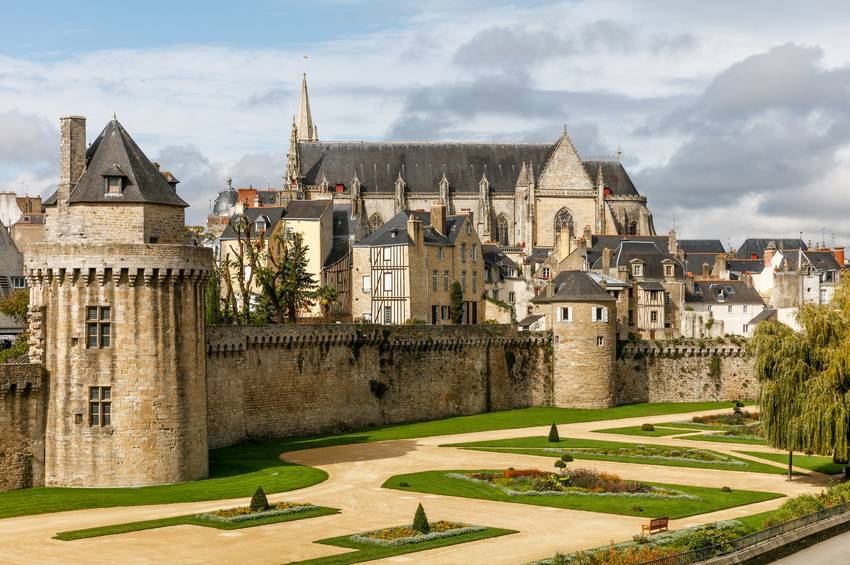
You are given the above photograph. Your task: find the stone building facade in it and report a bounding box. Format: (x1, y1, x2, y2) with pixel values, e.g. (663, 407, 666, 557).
(279, 75, 655, 251)
(27, 116, 212, 487)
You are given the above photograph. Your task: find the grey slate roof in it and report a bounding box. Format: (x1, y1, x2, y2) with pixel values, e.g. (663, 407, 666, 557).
(533, 270, 616, 303)
(219, 207, 286, 239)
(284, 199, 331, 220)
(679, 239, 725, 253)
(736, 238, 806, 260)
(297, 141, 639, 196)
(517, 314, 544, 327)
(353, 209, 466, 248)
(638, 281, 666, 291)
(726, 259, 765, 274)
(749, 308, 777, 324)
(482, 245, 517, 269)
(46, 120, 188, 208)
(800, 250, 841, 271)
(684, 253, 720, 275)
(686, 281, 765, 305)
(589, 240, 683, 279)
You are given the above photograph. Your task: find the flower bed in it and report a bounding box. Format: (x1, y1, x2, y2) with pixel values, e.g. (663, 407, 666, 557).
(447, 469, 697, 500)
(351, 521, 485, 547)
(692, 410, 759, 427)
(198, 501, 317, 524)
(545, 444, 746, 466)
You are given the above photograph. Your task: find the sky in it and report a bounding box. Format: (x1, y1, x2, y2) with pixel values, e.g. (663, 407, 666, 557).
(1, 0, 849, 247)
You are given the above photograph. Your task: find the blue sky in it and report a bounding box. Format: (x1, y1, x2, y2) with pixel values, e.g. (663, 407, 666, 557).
(1, 1, 849, 244)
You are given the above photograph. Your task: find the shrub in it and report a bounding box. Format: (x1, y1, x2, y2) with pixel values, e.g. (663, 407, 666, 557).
(398, 481, 410, 488)
(641, 423, 655, 432)
(683, 523, 739, 551)
(560, 454, 574, 463)
(503, 468, 550, 479)
(721, 486, 732, 492)
(548, 422, 560, 443)
(412, 503, 430, 534)
(249, 486, 270, 512)
(554, 460, 567, 474)
(631, 505, 644, 513)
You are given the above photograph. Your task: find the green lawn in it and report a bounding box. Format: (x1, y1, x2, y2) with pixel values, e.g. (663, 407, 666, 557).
(291, 527, 516, 565)
(592, 425, 695, 437)
(54, 506, 339, 541)
(736, 451, 846, 475)
(681, 433, 766, 446)
(0, 401, 732, 519)
(383, 471, 783, 519)
(446, 436, 794, 475)
(655, 421, 726, 431)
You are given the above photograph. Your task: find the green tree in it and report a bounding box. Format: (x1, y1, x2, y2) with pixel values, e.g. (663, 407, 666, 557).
(548, 422, 560, 443)
(0, 289, 28, 322)
(554, 459, 566, 475)
(751, 277, 850, 477)
(253, 231, 317, 323)
(315, 285, 338, 320)
(249, 486, 270, 512)
(450, 281, 464, 324)
(412, 503, 430, 534)
(204, 269, 225, 325)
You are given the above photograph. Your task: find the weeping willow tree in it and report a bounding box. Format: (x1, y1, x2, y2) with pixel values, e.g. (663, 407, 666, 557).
(751, 277, 850, 472)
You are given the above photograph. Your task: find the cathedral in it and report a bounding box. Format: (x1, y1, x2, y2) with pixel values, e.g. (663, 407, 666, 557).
(282, 74, 656, 249)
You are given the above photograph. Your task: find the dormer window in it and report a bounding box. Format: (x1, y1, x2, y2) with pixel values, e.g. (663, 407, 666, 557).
(106, 176, 122, 195)
(664, 264, 674, 277)
(632, 263, 643, 277)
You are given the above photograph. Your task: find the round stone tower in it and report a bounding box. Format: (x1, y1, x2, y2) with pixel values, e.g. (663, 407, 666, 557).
(533, 270, 617, 408)
(26, 116, 212, 487)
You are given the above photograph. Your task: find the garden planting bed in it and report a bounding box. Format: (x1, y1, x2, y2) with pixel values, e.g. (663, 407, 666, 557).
(546, 444, 747, 467)
(448, 468, 696, 500)
(350, 521, 486, 546)
(199, 501, 319, 523)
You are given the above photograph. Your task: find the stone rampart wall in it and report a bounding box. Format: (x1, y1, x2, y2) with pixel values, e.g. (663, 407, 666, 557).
(617, 344, 757, 404)
(0, 364, 46, 491)
(205, 324, 553, 448)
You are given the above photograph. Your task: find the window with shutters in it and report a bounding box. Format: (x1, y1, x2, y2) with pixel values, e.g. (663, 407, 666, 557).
(592, 306, 608, 322)
(557, 306, 572, 323)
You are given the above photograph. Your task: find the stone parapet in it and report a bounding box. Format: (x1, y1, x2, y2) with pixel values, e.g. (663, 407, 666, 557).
(24, 243, 212, 285)
(621, 343, 747, 358)
(206, 323, 550, 355)
(0, 364, 44, 396)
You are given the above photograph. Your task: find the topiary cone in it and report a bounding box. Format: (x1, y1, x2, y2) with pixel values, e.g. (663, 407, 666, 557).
(250, 486, 270, 512)
(412, 503, 430, 534)
(548, 422, 560, 443)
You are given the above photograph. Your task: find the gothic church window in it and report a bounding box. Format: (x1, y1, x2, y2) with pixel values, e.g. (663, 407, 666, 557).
(368, 213, 384, 233)
(553, 208, 575, 237)
(496, 215, 510, 246)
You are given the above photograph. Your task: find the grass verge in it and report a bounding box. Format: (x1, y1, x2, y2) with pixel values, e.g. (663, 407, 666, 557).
(446, 436, 796, 475)
(54, 506, 339, 541)
(736, 451, 846, 475)
(291, 527, 516, 565)
(592, 425, 696, 437)
(680, 433, 766, 446)
(0, 401, 731, 519)
(383, 470, 782, 519)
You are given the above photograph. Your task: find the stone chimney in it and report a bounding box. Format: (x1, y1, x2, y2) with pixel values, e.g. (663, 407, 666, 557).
(583, 224, 592, 243)
(431, 201, 446, 235)
(701, 262, 710, 277)
(59, 115, 86, 208)
(835, 247, 845, 267)
(557, 226, 571, 260)
(406, 215, 423, 247)
(712, 253, 727, 278)
(764, 241, 777, 269)
(668, 229, 678, 256)
(602, 247, 612, 273)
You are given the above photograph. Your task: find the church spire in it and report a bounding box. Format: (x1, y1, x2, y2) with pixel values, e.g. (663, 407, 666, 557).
(296, 73, 318, 142)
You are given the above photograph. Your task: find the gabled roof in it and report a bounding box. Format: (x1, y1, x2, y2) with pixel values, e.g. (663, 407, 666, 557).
(353, 209, 468, 248)
(582, 160, 640, 196)
(800, 250, 841, 272)
(46, 120, 188, 208)
(517, 314, 544, 327)
(679, 239, 725, 253)
(284, 199, 332, 220)
(533, 270, 616, 303)
(736, 238, 806, 260)
(686, 281, 765, 305)
(749, 308, 777, 324)
(684, 253, 721, 275)
(589, 239, 683, 279)
(219, 207, 286, 240)
(482, 245, 517, 269)
(726, 259, 765, 274)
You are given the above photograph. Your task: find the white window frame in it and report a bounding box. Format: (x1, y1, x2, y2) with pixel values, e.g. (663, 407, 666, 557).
(472, 244, 478, 262)
(542, 267, 550, 279)
(556, 306, 573, 323)
(664, 264, 674, 277)
(383, 272, 393, 292)
(592, 306, 609, 322)
(596, 336, 604, 347)
(362, 275, 371, 293)
(382, 247, 392, 262)
(632, 263, 643, 277)
(472, 271, 477, 292)
(508, 291, 515, 304)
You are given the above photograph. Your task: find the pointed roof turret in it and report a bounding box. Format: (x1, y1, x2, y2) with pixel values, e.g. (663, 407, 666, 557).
(47, 119, 187, 207)
(296, 73, 318, 142)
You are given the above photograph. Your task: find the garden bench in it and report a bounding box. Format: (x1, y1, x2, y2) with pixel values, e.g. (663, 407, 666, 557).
(642, 517, 669, 535)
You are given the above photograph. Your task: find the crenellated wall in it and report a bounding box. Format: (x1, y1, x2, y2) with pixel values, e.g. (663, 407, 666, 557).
(616, 343, 756, 404)
(0, 364, 46, 491)
(205, 324, 553, 448)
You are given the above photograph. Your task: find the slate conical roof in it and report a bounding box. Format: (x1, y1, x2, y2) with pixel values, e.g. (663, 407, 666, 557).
(51, 119, 188, 207)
